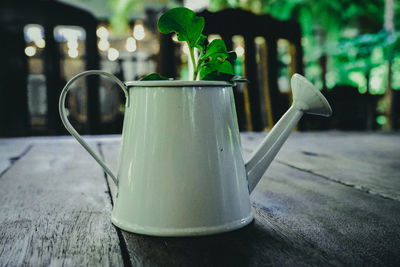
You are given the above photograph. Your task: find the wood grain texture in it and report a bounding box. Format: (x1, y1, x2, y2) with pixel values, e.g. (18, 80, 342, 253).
(2, 133, 399, 266)
(241, 132, 400, 201)
(0, 138, 124, 266)
(253, 161, 400, 266)
(99, 132, 400, 266)
(0, 138, 32, 176)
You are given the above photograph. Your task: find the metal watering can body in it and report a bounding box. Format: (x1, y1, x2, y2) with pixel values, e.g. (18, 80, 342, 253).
(59, 71, 332, 236)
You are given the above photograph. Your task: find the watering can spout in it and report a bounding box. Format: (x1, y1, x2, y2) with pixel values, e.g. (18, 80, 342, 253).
(245, 74, 332, 193)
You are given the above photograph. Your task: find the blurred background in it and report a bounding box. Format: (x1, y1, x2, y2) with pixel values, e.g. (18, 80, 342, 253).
(0, 0, 399, 137)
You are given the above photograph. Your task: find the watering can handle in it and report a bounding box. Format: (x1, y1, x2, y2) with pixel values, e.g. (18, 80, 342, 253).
(59, 70, 129, 185)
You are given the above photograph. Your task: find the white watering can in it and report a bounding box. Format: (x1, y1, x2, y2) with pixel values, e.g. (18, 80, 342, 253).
(59, 71, 332, 236)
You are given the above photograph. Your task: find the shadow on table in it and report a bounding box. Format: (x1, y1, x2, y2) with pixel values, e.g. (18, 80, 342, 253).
(121, 213, 336, 266)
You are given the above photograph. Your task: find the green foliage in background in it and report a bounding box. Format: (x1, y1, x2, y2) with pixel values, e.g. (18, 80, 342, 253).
(109, 0, 137, 36)
(209, 0, 400, 94)
(109, 0, 400, 92)
(109, 0, 180, 36)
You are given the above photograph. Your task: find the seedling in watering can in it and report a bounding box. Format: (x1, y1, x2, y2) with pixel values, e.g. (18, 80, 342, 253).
(140, 7, 247, 83)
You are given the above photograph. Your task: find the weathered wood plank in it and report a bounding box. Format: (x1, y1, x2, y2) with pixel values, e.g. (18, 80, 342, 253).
(97, 138, 120, 201)
(0, 138, 124, 266)
(99, 133, 400, 266)
(241, 132, 400, 201)
(253, 161, 400, 266)
(0, 138, 32, 176)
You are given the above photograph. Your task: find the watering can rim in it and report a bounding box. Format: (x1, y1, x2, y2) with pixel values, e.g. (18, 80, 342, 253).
(125, 80, 232, 87)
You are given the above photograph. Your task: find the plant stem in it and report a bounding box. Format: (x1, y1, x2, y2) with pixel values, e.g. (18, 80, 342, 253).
(189, 46, 198, 80)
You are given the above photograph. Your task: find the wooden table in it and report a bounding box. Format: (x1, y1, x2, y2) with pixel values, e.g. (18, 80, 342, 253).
(1, 132, 399, 266)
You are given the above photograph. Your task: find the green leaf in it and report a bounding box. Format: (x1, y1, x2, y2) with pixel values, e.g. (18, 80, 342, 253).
(199, 40, 237, 67)
(142, 7, 248, 83)
(202, 71, 248, 83)
(139, 73, 169, 81)
(195, 34, 207, 56)
(203, 39, 228, 59)
(157, 7, 204, 48)
(199, 60, 234, 80)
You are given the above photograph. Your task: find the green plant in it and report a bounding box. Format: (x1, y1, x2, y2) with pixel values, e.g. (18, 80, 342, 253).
(141, 7, 246, 83)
